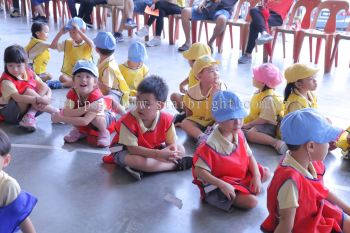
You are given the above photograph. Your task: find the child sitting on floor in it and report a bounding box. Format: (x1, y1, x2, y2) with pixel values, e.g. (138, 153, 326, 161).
(51, 60, 115, 148)
(0, 129, 37, 233)
(243, 63, 287, 155)
(261, 108, 350, 233)
(50, 17, 93, 88)
(103, 75, 192, 180)
(93, 31, 129, 114)
(0, 45, 58, 132)
(193, 91, 271, 212)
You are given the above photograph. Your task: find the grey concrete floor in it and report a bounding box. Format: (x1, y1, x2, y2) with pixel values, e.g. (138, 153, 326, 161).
(1, 10, 350, 233)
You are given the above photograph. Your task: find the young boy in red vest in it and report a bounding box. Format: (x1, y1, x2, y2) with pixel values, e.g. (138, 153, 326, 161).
(261, 108, 350, 233)
(51, 60, 115, 148)
(102, 75, 192, 180)
(192, 90, 271, 212)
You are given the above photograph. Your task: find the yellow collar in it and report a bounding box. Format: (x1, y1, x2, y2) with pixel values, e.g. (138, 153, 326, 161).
(206, 126, 238, 155)
(282, 152, 317, 179)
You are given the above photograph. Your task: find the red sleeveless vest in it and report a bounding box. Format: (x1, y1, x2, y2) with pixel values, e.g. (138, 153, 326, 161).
(0, 68, 37, 96)
(192, 130, 264, 199)
(261, 160, 343, 233)
(111, 111, 173, 149)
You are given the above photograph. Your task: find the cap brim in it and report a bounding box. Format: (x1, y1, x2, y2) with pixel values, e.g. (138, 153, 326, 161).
(182, 50, 193, 60)
(316, 125, 342, 144)
(214, 109, 247, 123)
(73, 68, 98, 77)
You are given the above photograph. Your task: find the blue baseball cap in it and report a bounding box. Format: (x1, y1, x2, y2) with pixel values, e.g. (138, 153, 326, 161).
(128, 41, 148, 63)
(281, 108, 342, 145)
(212, 91, 247, 122)
(93, 32, 116, 50)
(64, 17, 86, 31)
(72, 60, 98, 78)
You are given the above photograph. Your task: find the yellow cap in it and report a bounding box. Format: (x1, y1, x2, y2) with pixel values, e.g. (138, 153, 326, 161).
(284, 63, 319, 83)
(182, 43, 211, 60)
(193, 55, 219, 77)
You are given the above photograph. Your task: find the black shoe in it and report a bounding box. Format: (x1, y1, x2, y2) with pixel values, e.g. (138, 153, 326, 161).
(173, 111, 186, 124)
(10, 10, 21, 17)
(32, 15, 47, 22)
(113, 32, 124, 43)
(175, 156, 193, 171)
(125, 166, 143, 180)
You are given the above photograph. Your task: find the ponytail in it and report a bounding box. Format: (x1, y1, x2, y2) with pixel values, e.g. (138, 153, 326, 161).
(284, 83, 295, 102)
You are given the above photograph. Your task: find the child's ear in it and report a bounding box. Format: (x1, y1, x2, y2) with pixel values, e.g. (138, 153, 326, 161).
(295, 80, 303, 89)
(306, 141, 316, 153)
(157, 101, 165, 110)
(2, 154, 11, 168)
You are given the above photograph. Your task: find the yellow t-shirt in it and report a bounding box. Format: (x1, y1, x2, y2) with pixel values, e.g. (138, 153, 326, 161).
(57, 39, 93, 77)
(277, 152, 318, 210)
(183, 82, 226, 127)
(188, 69, 198, 88)
(285, 89, 317, 114)
(119, 63, 149, 96)
(25, 37, 51, 75)
(98, 56, 130, 106)
(118, 109, 177, 146)
(0, 72, 44, 104)
(0, 171, 21, 207)
(194, 126, 253, 172)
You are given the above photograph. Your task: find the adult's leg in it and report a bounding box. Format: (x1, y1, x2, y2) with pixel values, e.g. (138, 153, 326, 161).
(208, 10, 229, 48)
(245, 7, 265, 54)
(12, 0, 20, 10)
(154, 1, 182, 36)
(67, 0, 77, 17)
(181, 7, 193, 46)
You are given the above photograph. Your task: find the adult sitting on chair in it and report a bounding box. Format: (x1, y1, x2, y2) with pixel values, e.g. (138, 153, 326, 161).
(178, 0, 238, 52)
(237, 0, 294, 64)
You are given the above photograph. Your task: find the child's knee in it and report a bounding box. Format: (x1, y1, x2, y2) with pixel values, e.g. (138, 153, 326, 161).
(240, 194, 258, 209)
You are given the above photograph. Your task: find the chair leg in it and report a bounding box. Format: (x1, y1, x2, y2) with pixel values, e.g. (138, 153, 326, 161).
(330, 35, 340, 69)
(324, 35, 333, 73)
(205, 21, 209, 44)
(168, 15, 175, 45)
(282, 32, 286, 59)
(217, 27, 226, 53)
(175, 18, 180, 41)
(198, 20, 203, 42)
(293, 30, 305, 63)
(229, 24, 233, 49)
(144, 14, 150, 41)
(270, 31, 278, 62)
(315, 37, 322, 65)
(44, 2, 49, 17)
(53, 0, 58, 23)
(309, 36, 313, 62)
(191, 20, 197, 44)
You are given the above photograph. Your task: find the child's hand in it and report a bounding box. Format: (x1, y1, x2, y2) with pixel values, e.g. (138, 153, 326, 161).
(250, 175, 262, 194)
(87, 102, 103, 113)
(218, 182, 236, 200)
(211, 81, 220, 94)
(71, 23, 80, 31)
(157, 147, 181, 162)
(51, 112, 63, 123)
(179, 83, 187, 94)
(168, 144, 185, 157)
(59, 27, 67, 34)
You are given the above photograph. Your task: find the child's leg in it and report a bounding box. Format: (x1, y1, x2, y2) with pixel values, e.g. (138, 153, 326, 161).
(24, 89, 57, 114)
(20, 217, 36, 233)
(343, 215, 350, 233)
(124, 154, 177, 172)
(170, 93, 184, 112)
(180, 119, 203, 139)
(112, 99, 126, 115)
(233, 193, 258, 210)
(39, 73, 52, 82)
(246, 127, 287, 154)
(91, 115, 109, 135)
(59, 74, 73, 88)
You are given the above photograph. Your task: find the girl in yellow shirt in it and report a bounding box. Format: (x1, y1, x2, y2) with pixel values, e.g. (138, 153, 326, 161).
(243, 63, 286, 154)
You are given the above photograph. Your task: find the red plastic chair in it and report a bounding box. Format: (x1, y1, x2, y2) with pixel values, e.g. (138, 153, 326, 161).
(270, 0, 321, 62)
(293, 0, 349, 73)
(330, 19, 350, 68)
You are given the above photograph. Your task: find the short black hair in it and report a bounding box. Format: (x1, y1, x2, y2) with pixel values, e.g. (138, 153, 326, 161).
(0, 130, 11, 157)
(96, 47, 114, 56)
(4, 45, 27, 64)
(137, 75, 168, 102)
(286, 144, 301, 151)
(31, 22, 47, 39)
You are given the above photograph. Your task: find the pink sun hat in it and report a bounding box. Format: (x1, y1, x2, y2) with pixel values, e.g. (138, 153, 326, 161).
(252, 63, 283, 88)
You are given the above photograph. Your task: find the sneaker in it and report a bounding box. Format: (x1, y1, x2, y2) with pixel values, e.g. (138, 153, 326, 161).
(125, 166, 143, 181)
(173, 111, 186, 124)
(32, 15, 48, 22)
(113, 32, 124, 43)
(47, 80, 62, 89)
(97, 131, 111, 148)
(256, 33, 273, 46)
(136, 26, 149, 37)
(124, 18, 137, 29)
(10, 10, 20, 18)
(178, 43, 190, 52)
(238, 54, 252, 64)
(102, 154, 115, 164)
(175, 156, 193, 171)
(146, 37, 161, 47)
(64, 128, 87, 143)
(19, 114, 36, 132)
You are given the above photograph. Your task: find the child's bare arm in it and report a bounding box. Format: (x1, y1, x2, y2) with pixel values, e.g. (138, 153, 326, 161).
(10, 93, 50, 105)
(179, 78, 189, 94)
(194, 167, 236, 200)
(50, 27, 66, 49)
(52, 111, 97, 126)
(327, 191, 350, 215)
(243, 117, 274, 129)
(248, 155, 262, 194)
(274, 208, 296, 233)
(20, 217, 36, 233)
(184, 106, 192, 117)
(127, 145, 180, 161)
(98, 81, 111, 96)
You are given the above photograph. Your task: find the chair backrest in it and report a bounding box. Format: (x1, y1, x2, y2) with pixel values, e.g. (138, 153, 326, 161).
(310, 0, 350, 33)
(232, 0, 260, 22)
(286, 0, 321, 28)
